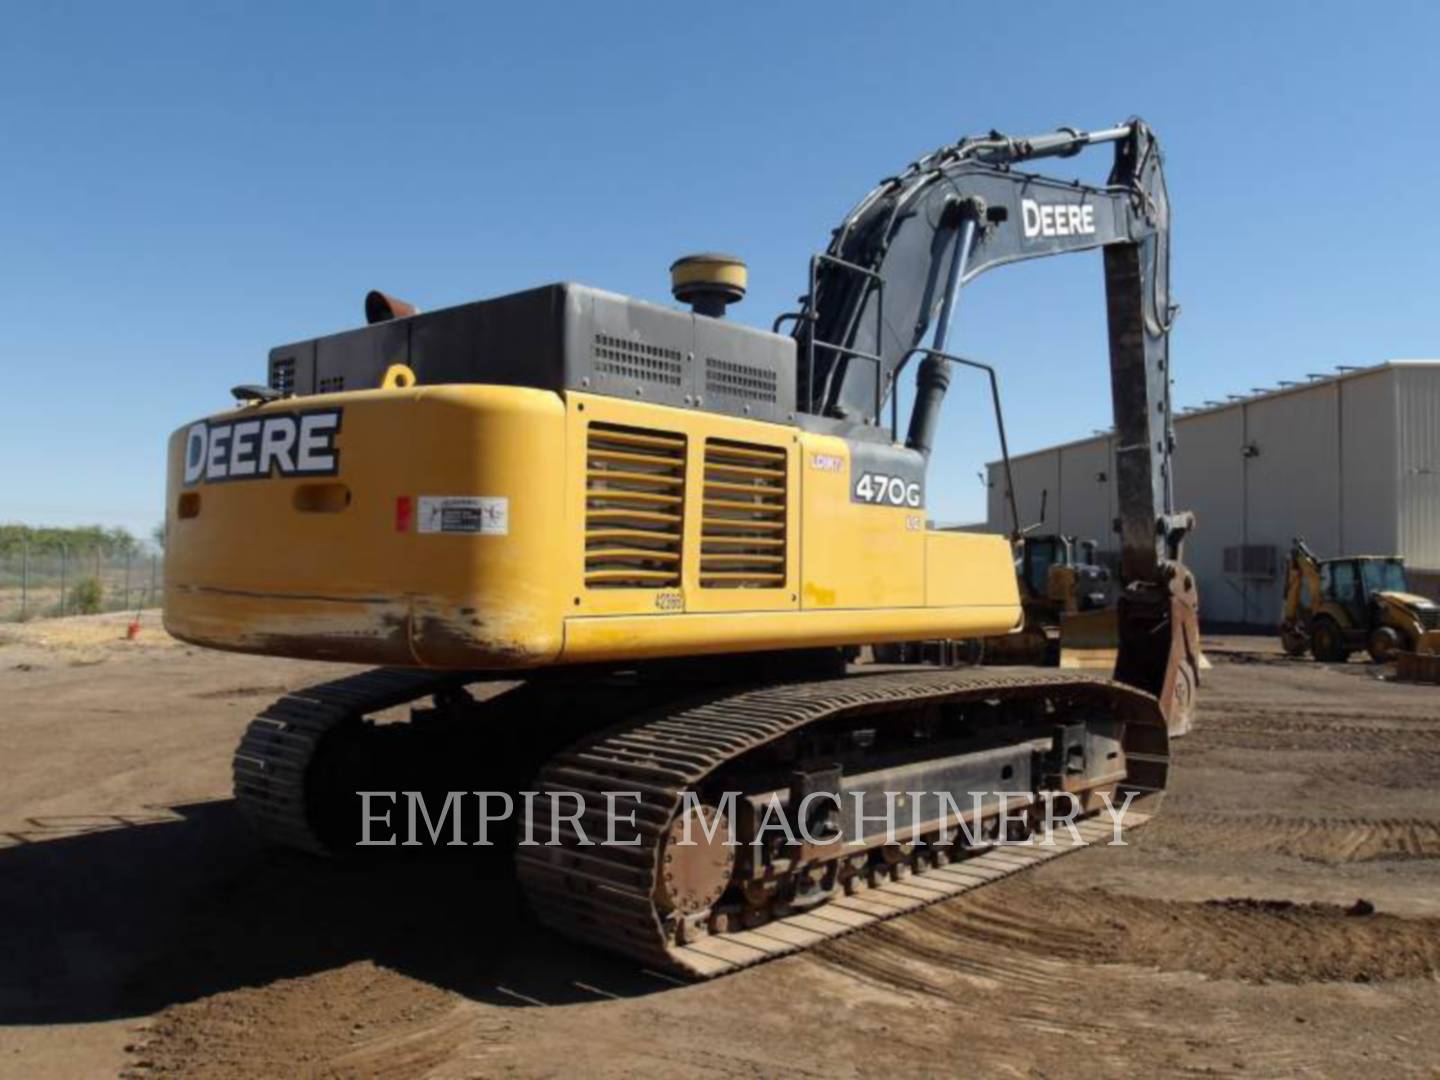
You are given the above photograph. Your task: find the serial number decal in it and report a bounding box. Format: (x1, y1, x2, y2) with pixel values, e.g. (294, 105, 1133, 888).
(854, 472, 922, 508)
(417, 496, 509, 536)
(654, 590, 684, 611)
(183, 408, 342, 485)
(808, 452, 844, 472)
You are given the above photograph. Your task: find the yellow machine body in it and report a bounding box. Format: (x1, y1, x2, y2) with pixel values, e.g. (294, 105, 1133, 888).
(164, 384, 1021, 669)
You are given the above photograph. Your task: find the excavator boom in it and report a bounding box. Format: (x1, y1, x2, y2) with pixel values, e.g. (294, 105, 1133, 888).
(791, 120, 1198, 728)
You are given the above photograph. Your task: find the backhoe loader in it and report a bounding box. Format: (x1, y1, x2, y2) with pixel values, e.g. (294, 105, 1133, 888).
(1280, 538, 1440, 664)
(982, 532, 1119, 668)
(164, 120, 1200, 977)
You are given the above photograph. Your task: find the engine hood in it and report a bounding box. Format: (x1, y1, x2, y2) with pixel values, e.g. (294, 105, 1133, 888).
(1377, 591, 1437, 611)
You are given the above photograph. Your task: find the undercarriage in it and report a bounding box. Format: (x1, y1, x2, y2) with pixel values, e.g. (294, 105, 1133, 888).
(234, 659, 1169, 976)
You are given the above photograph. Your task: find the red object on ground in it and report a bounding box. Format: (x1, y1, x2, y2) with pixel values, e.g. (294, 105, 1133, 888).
(126, 620, 141, 640)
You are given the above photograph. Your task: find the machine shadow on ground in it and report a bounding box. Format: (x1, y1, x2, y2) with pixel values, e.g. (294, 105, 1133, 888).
(0, 799, 675, 1025)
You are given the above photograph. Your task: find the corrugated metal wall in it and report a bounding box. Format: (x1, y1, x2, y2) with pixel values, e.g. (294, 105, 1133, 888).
(1397, 366, 1440, 570)
(1173, 408, 1245, 622)
(1241, 383, 1341, 623)
(1338, 371, 1399, 556)
(985, 364, 1431, 626)
(989, 440, 1113, 544)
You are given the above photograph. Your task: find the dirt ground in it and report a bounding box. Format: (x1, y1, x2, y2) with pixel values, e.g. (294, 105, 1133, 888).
(1, 616, 1438, 1078)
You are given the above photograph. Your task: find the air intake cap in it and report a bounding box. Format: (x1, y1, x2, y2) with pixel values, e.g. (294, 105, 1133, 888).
(670, 253, 747, 318)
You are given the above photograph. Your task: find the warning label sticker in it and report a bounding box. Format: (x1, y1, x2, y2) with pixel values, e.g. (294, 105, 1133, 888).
(417, 496, 509, 536)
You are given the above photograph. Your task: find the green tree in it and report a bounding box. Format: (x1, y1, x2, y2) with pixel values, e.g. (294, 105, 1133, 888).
(0, 523, 140, 557)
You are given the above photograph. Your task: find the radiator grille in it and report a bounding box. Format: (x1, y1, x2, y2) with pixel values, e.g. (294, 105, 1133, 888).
(270, 357, 296, 394)
(701, 439, 787, 588)
(1419, 607, 1440, 631)
(584, 423, 686, 588)
(705, 357, 778, 404)
(594, 333, 684, 387)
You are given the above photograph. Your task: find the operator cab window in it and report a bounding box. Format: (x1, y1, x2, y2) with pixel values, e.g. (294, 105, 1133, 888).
(1362, 560, 1409, 595)
(1024, 541, 1061, 596)
(1331, 561, 1360, 605)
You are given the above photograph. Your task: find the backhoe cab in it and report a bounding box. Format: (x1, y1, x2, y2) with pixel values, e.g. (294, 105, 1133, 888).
(977, 533, 1118, 667)
(1018, 534, 1113, 613)
(1280, 538, 1440, 663)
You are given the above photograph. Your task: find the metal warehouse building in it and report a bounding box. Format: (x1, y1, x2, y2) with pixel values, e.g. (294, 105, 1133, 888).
(983, 361, 1440, 625)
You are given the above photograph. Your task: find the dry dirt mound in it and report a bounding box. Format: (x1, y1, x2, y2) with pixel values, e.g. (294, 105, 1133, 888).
(123, 962, 462, 1080)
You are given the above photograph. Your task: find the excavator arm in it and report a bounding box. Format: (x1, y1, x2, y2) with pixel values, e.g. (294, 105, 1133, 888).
(1282, 539, 1324, 626)
(792, 120, 1199, 731)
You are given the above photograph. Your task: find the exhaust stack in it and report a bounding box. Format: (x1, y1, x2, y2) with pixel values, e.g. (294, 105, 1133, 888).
(364, 290, 419, 325)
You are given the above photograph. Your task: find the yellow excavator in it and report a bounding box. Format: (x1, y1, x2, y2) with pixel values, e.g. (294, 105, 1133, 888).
(1280, 538, 1440, 664)
(165, 120, 1201, 977)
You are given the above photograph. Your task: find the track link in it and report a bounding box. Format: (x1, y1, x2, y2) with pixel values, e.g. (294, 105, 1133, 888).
(516, 667, 1168, 978)
(232, 666, 467, 854)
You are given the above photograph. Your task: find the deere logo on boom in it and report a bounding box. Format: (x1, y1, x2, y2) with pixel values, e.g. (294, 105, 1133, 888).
(1021, 198, 1096, 239)
(183, 408, 342, 484)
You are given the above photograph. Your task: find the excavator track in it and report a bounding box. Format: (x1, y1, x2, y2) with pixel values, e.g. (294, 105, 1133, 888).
(232, 666, 469, 854)
(516, 667, 1168, 978)
(233, 665, 1167, 977)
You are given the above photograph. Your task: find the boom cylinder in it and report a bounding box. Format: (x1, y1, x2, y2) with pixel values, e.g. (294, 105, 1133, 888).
(906, 201, 978, 455)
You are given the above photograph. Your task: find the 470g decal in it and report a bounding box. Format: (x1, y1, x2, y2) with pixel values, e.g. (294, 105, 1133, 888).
(853, 471, 922, 508)
(183, 408, 342, 485)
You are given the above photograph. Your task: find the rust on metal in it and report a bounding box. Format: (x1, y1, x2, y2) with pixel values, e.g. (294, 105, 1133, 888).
(516, 667, 1169, 978)
(364, 289, 418, 324)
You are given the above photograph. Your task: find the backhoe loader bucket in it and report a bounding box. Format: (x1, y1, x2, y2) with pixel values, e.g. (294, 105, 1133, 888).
(1058, 608, 1120, 670)
(1395, 632, 1440, 683)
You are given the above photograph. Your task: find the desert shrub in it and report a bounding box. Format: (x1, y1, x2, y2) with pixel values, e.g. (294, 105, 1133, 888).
(68, 576, 104, 615)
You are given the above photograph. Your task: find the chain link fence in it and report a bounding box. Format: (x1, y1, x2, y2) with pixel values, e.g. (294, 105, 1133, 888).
(0, 544, 163, 622)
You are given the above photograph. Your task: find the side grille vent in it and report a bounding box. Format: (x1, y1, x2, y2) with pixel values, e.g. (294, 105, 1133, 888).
(705, 357, 778, 404)
(1420, 608, 1440, 631)
(585, 423, 686, 588)
(594, 333, 684, 387)
(270, 357, 296, 394)
(318, 374, 345, 394)
(701, 439, 787, 588)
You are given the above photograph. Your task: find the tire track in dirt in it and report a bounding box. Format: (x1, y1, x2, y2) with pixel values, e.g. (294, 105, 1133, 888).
(1153, 814, 1440, 863)
(808, 882, 1440, 992)
(799, 879, 1440, 1075)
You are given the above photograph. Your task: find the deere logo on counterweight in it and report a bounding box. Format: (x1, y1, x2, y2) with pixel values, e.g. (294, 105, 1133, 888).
(183, 408, 342, 484)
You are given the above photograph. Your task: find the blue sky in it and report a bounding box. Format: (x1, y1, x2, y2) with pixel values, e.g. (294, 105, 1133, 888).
(3, 1, 1437, 537)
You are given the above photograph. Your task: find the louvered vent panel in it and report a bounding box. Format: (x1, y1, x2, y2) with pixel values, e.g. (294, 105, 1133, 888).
(705, 357, 778, 403)
(585, 423, 686, 588)
(270, 357, 296, 394)
(701, 439, 787, 588)
(593, 333, 684, 386)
